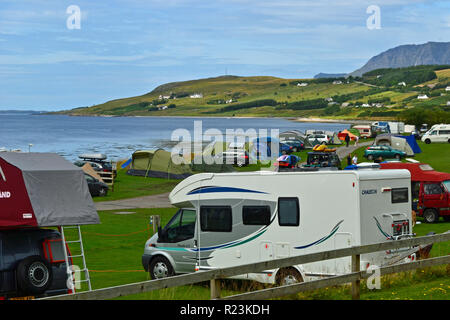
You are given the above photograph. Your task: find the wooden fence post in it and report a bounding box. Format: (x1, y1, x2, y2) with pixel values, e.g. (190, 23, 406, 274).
(351, 254, 360, 300)
(210, 279, 221, 299)
(150, 215, 161, 235)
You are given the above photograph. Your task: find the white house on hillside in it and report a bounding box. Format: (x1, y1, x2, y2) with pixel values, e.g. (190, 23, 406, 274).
(398, 82, 406, 86)
(332, 80, 342, 85)
(417, 94, 429, 100)
(190, 93, 203, 98)
(445, 86, 450, 91)
(297, 82, 308, 87)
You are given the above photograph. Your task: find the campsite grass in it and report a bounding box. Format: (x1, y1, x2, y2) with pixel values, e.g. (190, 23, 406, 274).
(64, 208, 450, 300)
(93, 170, 181, 202)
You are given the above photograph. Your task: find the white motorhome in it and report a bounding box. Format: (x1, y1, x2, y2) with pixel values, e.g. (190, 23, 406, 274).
(142, 170, 415, 284)
(421, 124, 450, 144)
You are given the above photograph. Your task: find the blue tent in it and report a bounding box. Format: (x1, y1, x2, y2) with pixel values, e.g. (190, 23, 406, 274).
(397, 135, 422, 154)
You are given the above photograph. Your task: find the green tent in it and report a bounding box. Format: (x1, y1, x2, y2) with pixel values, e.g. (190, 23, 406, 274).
(127, 149, 192, 179)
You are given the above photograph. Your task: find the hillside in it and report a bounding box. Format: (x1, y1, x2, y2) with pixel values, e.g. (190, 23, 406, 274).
(350, 42, 450, 77)
(60, 65, 450, 122)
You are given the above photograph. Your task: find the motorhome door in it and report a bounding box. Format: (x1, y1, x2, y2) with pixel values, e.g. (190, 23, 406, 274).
(161, 208, 197, 273)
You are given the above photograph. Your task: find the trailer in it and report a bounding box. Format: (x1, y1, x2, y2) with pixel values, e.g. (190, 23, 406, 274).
(0, 152, 99, 299)
(142, 169, 416, 285)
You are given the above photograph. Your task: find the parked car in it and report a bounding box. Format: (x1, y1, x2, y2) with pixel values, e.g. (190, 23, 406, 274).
(364, 145, 406, 160)
(380, 162, 450, 223)
(280, 142, 294, 155)
(74, 153, 116, 177)
(274, 154, 300, 170)
(214, 150, 250, 167)
(307, 134, 330, 145)
(304, 151, 341, 169)
(0, 228, 70, 299)
(281, 140, 305, 152)
(421, 124, 450, 144)
(85, 173, 109, 197)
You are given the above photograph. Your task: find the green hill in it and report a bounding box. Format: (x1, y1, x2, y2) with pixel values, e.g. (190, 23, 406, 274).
(60, 66, 450, 120)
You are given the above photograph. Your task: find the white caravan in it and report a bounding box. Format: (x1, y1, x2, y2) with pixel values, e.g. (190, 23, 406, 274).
(421, 124, 450, 144)
(142, 169, 415, 284)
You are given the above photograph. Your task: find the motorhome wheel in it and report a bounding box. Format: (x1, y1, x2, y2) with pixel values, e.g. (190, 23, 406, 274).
(149, 256, 174, 279)
(424, 139, 431, 144)
(16, 256, 53, 295)
(276, 268, 303, 286)
(423, 209, 439, 223)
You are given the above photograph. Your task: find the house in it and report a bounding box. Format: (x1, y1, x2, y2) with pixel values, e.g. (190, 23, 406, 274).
(398, 82, 406, 86)
(332, 80, 342, 85)
(325, 97, 333, 102)
(159, 95, 171, 100)
(157, 105, 168, 110)
(445, 86, 450, 91)
(417, 94, 429, 100)
(225, 99, 233, 104)
(341, 102, 350, 107)
(447, 101, 450, 106)
(297, 82, 308, 87)
(190, 93, 203, 99)
(362, 103, 370, 108)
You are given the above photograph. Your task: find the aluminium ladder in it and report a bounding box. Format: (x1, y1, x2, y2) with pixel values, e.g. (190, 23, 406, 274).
(60, 225, 92, 292)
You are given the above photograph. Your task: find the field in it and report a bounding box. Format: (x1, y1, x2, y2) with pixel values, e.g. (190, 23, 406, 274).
(65, 208, 449, 300)
(57, 66, 450, 122)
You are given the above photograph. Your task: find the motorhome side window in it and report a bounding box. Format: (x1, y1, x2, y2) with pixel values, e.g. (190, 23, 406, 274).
(278, 198, 299, 226)
(200, 206, 232, 232)
(242, 206, 271, 225)
(391, 188, 408, 204)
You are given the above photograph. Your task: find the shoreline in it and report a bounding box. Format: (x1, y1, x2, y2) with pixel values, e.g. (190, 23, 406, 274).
(48, 112, 373, 124)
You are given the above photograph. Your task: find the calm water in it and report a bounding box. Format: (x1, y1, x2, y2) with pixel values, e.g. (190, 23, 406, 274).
(0, 114, 350, 161)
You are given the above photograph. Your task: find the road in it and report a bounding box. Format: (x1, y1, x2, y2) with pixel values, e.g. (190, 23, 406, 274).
(95, 192, 173, 211)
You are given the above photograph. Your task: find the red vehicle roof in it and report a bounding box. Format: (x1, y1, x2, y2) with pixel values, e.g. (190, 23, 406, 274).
(380, 162, 450, 182)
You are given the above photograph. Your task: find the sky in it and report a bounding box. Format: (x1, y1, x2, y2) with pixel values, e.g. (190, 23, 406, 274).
(0, 0, 449, 111)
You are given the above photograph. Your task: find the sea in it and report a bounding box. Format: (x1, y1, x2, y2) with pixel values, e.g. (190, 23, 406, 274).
(0, 113, 350, 162)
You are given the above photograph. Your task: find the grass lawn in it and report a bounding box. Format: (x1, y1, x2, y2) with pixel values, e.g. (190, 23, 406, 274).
(64, 207, 449, 300)
(71, 137, 449, 300)
(94, 170, 181, 202)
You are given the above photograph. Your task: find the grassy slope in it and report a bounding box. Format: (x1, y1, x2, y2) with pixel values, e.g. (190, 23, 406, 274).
(60, 67, 450, 120)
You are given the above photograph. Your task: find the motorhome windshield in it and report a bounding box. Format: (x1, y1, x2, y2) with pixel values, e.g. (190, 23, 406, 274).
(160, 209, 196, 243)
(443, 180, 450, 192)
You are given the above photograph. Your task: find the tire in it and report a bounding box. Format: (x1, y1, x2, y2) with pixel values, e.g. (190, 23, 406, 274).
(149, 256, 174, 280)
(423, 209, 439, 223)
(447, 139, 450, 144)
(424, 139, 431, 144)
(367, 155, 374, 161)
(275, 268, 303, 286)
(16, 256, 53, 295)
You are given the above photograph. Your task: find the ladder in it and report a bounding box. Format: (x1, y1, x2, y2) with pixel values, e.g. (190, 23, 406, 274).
(59, 225, 92, 292)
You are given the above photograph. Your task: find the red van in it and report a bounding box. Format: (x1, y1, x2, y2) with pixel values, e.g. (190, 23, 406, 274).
(380, 162, 450, 223)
